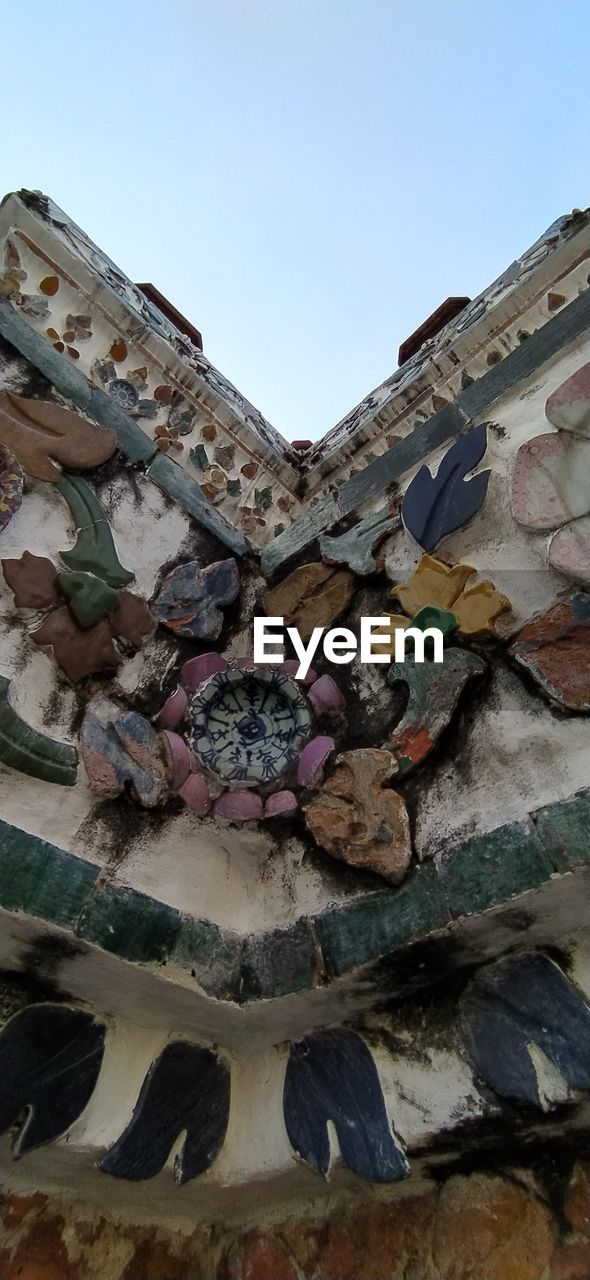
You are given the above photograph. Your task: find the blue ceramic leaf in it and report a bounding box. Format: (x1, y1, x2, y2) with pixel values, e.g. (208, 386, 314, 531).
(152, 558, 240, 640)
(0, 1004, 105, 1156)
(459, 952, 590, 1106)
(100, 1041, 230, 1183)
(283, 1028, 409, 1182)
(402, 423, 490, 551)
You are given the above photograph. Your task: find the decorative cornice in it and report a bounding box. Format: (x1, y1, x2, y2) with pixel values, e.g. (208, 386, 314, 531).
(1, 192, 589, 557)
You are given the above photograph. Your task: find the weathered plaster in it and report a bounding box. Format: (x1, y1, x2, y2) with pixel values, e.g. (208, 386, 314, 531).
(1, 195, 590, 1234)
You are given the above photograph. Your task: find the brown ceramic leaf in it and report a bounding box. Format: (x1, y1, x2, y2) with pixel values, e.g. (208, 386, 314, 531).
(67, 348, 80, 359)
(263, 562, 355, 642)
(39, 276, 60, 296)
(241, 461, 258, 479)
(0, 392, 117, 482)
(202, 424, 217, 442)
(63, 330, 76, 343)
(1, 551, 60, 609)
(31, 606, 121, 682)
(110, 592, 157, 648)
(110, 340, 128, 362)
(46, 328, 60, 340)
(54, 342, 65, 353)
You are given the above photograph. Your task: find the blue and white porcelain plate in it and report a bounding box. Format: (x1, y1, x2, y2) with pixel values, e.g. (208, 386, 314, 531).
(189, 668, 311, 784)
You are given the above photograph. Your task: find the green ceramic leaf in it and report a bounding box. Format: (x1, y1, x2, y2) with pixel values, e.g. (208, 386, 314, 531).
(387, 648, 486, 776)
(58, 571, 120, 627)
(0, 675, 78, 785)
(57, 473, 134, 588)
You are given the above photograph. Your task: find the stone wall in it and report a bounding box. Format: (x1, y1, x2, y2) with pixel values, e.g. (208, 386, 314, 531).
(1, 1160, 589, 1279)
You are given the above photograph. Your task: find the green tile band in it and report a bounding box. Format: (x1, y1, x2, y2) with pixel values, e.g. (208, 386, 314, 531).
(0, 792, 586, 1002)
(0, 821, 97, 926)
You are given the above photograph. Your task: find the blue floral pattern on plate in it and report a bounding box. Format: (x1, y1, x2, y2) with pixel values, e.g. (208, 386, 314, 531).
(189, 668, 311, 785)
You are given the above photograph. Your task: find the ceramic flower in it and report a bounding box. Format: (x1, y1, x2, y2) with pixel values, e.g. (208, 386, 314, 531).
(373, 553, 512, 656)
(153, 653, 347, 825)
(511, 361, 590, 585)
(1, 551, 155, 682)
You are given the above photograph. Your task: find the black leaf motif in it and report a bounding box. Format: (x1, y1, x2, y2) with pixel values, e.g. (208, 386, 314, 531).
(100, 1041, 230, 1183)
(283, 1028, 409, 1182)
(459, 952, 590, 1106)
(0, 1004, 105, 1157)
(402, 423, 490, 551)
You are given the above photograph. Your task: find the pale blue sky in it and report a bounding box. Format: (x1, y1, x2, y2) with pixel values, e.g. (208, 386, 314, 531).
(1, 0, 588, 440)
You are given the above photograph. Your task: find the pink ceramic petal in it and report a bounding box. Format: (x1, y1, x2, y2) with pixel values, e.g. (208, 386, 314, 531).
(178, 771, 212, 816)
(160, 730, 191, 791)
(546, 362, 590, 438)
(155, 685, 188, 729)
(180, 652, 228, 691)
(297, 736, 335, 787)
(264, 790, 298, 817)
(511, 433, 590, 531)
(308, 674, 346, 721)
(214, 791, 263, 823)
(548, 515, 590, 585)
(280, 660, 318, 685)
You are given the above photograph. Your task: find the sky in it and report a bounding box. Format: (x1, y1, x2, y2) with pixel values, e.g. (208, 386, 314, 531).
(1, 1, 589, 443)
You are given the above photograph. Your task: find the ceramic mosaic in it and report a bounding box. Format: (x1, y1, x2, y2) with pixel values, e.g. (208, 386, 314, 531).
(189, 668, 311, 785)
(0, 212, 301, 546)
(401, 424, 490, 552)
(151, 655, 346, 824)
(512, 362, 590, 585)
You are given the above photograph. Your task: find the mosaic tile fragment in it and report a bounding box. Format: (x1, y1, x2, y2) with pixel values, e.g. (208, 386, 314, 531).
(1, 550, 60, 608)
(58, 571, 119, 628)
(152, 557, 239, 640)
(508, 594, 590, 711)
(511, 432, 590, 530)
(80, 697, 168, 805)
(0, 674, 78, 785)
(0, 443, 23, 532)
(263, 562, 355, 642)
(545, 361, 590, 437)
(283, 1028, 409, 1182)
(0, 392, 116, 482)
(305, 748, 412, 884)
(548, 515, 590, 585)
(100, 1041, 230, 1183)
(459, 952, 590, 1106)
(402, 424, 490, 551)
(0, 1005, 105, 1157)
(387, 648, 486, 775)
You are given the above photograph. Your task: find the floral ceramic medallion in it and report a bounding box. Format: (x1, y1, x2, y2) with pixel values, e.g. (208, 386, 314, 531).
(511, 362, 590, 584)
(139, 654, 347, 826)
(189, 668, 311, 785)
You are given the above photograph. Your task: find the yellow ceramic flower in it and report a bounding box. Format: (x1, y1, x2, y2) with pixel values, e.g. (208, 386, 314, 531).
(372, 554, 512, 656)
